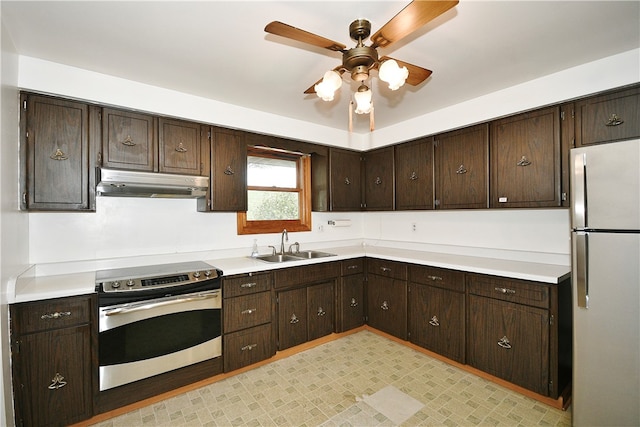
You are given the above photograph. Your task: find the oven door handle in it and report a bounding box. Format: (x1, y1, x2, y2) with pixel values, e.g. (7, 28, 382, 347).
(103, 291, 220, 316)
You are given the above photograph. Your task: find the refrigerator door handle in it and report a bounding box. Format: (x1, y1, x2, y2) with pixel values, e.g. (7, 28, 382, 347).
(572, 152, 587, 229)
(575, 232, 589, 308)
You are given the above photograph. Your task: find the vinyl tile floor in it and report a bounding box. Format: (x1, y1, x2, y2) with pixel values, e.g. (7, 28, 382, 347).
(91, 330, 571, 426)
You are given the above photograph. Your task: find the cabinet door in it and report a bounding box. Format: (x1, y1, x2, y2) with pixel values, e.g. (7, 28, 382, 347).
(24, 95, 91, 210)
(16, 325, 92, 427)
(158, 118, 201, 175)
(395, 138, 433, 210)
(339, 273, 364, 332)
(102, 108, 156, 171)
(277, 287, 307, 350)
(205, 127, 247, 211)
(367, 274, 407, 339)
(408, 284, 465, 363)
(329, 148, 362, 211)
(363, 146, 394, 210)
(575, 85, 640, 146)
(435, 124, 489, 209)
(490, 106, 561, 208)
(467, 295, 550, 395)
(307, 282, 335, 341)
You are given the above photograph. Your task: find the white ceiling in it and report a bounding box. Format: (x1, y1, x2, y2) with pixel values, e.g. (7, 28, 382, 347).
(3, 1, 639, 133)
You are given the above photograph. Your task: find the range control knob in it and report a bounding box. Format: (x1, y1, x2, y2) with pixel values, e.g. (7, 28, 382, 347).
(204, 270, 212, 277)
(193, 271, 201, 278)
(111, 281, 120, 289)
(126, 279, 135, 287)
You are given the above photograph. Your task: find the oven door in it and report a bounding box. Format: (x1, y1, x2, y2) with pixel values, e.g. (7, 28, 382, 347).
(98, 289, 221, 391)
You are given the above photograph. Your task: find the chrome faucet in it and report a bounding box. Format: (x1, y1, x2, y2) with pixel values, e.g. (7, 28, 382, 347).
(280, 229, 288, 254)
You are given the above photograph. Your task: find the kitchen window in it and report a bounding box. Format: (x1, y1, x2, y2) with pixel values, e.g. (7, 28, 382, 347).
(237, 146, 311, 234)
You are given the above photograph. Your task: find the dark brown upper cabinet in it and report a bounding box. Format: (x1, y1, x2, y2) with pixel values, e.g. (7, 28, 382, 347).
(101, 108, 156, 172)
(363, 146, 394, 210)
(575, 85, 640, 147)
(158, 118, 202, 175)
(434, 124, 489, 210)
(20, 93, 96, 211)
(395, 138, 434, 210)
(198, 127, 247, 212)
(490, 106, 561, 208)
(329, 148, 362, 211)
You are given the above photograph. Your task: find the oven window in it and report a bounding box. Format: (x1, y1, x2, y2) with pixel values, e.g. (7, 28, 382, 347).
(99, 309, 221, 365)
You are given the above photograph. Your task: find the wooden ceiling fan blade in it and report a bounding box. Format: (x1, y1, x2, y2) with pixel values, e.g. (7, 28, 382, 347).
(304, 66, 345, 94)
(265, 21, 346, 52)
(379, 56, 432, 86)
(370, 0, 458, 49)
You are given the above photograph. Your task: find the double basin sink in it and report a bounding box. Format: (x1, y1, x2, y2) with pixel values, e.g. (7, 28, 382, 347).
(254, 250, 336, 263)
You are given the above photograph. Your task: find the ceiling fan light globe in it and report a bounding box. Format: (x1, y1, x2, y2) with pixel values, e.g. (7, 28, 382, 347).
(323, 70, 343, 90)
(314, 81, 335, 101)
(353, 87, 372, 114)
(379, 59, 409, 90)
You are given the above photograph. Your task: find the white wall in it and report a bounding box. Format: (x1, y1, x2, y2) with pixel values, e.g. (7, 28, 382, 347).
(0, 10, 28, 426)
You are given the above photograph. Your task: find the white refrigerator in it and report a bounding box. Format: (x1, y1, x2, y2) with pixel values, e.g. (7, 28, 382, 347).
(570, 139, 640, 426)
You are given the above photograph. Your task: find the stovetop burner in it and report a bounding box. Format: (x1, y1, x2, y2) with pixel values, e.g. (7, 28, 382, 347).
(95, 261, 222, 305)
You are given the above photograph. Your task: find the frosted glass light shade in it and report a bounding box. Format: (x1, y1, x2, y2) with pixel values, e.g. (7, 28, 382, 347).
(379, 59, 408, 90)
(314, 70, 342, 101)
(353, 87, 372, 114)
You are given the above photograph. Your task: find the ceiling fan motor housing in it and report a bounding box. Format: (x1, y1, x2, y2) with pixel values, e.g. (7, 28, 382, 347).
(344, 19, 378, 82)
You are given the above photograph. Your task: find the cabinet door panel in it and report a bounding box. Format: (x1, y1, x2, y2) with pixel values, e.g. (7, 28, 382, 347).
(329, 148, 362, 211)
(102, 108, 155, 171)
(223, 291, 272, 333)
(277, 288, 307, 350)
(490, 107, 561, 208)
(364, 146, 394, 210)
(340, 273, 364, 332)
(409, 284, 465, 363)
(307, 282, 335, 341)
(18, 325, 92, 426)
(395, 138, 433, 210)
(224, 324, 273, 372)
(367, 274, 407, 339)
(435, 124, 488, 209)
(467, 295, 550, 395)
(159, 118, 201, 175)
(26, 96, 90, 210)
(209, 128, 247, 211)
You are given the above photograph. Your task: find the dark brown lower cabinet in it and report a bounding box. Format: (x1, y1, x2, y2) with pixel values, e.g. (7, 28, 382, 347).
(338, 259, 365, 332)
(366, 259, 408, 340)
(277, 281, 335, 350)
(224, 324, 273, 372)
(10, 295, 94, 427)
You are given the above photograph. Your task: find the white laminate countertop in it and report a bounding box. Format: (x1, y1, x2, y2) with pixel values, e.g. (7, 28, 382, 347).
(11, 245, 571, 304)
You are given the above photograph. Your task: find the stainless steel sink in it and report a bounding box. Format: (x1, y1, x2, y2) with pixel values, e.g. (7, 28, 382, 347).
(255, 254, 302, 263)
(254, 250, 336, 263)
(290, 250, 336, 259)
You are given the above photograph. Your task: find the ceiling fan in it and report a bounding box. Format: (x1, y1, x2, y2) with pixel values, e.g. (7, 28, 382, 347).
(264, 1, 459, 130)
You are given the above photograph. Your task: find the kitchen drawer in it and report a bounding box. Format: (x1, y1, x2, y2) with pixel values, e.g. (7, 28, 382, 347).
(224, 323, 273, 372)
(274, 262, 340, 289)
(467, 274, 550, 309)
(224, 291, 272, 333)
(409, 264, 465, 292)
(341, 258, 364, 276)
(10, 294, 93, 335)
(367, 258, 407, 280)
(223, 271, 273, 298)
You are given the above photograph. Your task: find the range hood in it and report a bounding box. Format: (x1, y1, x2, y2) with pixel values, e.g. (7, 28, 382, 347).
(96, 168, 208, 198)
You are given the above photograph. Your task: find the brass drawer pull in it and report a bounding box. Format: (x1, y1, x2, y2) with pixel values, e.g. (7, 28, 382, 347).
(380, 267, 391, 273)
(409, 171, 418, 180)
(344, 177, 351, 185)
(427, 275, 443, 281)
(516, 155, 531, 167)
(121, 135, 135, 146)
(605, 113, 624, 126)
(375, 176, 382, 185)
(224, 165, 235, 175)
(241, 308, 256, 315)
(317, 307, 326, 316)
(381, 300, 389, 310)
(346, 265, 359, 270)
(48, 373, 67, 390)
(289, 314, 299, 324)
(494, 287, 516, 295)
(50, 148, 69, 161)
(41, 311, 71, 320)
(241, 344, 258, 351)
(428, 315, 440, 327)
(498, 336, 512, 349)
(350, 298, 358, 307)
(175, 142, 188, 153)
(240, 282, 257, 288)
(455, 164, 467, 174)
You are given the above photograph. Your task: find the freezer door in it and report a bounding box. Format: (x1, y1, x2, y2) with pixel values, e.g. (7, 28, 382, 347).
(571, 139, 640, 230)
(571, 231, 640, 426)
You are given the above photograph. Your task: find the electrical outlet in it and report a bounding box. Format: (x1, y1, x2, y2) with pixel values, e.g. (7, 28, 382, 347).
(318, 225, 324, 232)
(412, 223, 417, 232)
